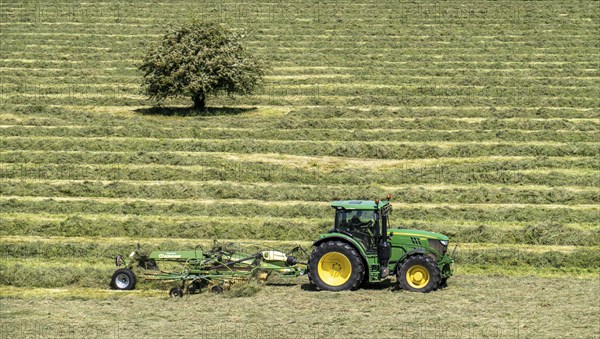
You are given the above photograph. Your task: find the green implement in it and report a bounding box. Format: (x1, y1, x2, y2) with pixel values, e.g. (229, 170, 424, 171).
(110, 241, 307, 297)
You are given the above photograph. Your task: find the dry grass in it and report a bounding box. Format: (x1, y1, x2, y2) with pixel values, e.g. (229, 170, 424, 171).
(1, 275, 598, 338)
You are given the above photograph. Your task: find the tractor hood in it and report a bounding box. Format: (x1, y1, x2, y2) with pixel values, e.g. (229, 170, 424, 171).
(388, 229, 449, 241)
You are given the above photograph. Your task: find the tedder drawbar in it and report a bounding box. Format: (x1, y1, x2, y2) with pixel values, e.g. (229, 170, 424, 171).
(111, 195, 455, 296)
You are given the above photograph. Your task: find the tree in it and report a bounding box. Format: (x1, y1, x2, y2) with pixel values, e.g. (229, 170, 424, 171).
(139, 22, 266, 110)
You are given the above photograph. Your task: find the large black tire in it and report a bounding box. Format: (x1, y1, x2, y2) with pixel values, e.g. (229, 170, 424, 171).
(396, 255, 441, 293)
(110, 268, 136, 290)
(308, 241, 365, 291)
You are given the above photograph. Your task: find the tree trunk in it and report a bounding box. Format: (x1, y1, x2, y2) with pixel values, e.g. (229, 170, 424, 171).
(193, 93, 206, 110)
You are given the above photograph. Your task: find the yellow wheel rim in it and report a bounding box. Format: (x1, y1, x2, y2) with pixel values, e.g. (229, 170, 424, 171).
(317, 252, 352, 286)
(406, 265, 430, 289)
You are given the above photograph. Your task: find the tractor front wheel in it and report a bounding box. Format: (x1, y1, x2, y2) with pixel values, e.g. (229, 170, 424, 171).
(308, 241, 365, 291)
(110, 268, 136, 290)
(396, 255, 441, 293)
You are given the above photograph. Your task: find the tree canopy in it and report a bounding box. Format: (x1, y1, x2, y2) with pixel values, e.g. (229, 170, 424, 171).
(139, 22, 266, 109)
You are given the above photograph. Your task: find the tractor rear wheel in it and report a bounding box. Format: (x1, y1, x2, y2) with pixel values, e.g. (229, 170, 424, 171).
(396, 255, 441, 293)
(110, 268, 136, 290)
(308, 241, 365, 291)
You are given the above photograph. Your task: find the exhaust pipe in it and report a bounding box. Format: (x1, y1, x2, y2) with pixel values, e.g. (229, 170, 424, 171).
(376, 196, 391, 278)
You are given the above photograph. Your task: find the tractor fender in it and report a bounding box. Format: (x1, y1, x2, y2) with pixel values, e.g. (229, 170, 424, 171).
(393, 248, 428, 274)
(311, 234, 369, 271)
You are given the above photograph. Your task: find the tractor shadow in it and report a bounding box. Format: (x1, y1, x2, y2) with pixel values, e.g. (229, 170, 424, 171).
(265, 282, 299, 288)
(134, 106, 256, 117)
(299, 280, 396, 292)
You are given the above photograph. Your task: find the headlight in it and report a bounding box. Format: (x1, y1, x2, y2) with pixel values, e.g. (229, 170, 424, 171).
(440, 240, 449, 246)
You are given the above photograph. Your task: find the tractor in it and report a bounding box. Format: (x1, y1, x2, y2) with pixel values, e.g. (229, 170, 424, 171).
(109, 196, 454, 295)
(308, 195, 454, 292)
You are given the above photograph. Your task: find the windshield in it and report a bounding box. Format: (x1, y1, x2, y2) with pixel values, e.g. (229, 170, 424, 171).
(335, 209, 377, 250)
(337, 210, 375, 228)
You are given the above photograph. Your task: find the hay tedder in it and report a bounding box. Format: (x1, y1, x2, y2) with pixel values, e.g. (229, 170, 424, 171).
(110, 241, 307, 297)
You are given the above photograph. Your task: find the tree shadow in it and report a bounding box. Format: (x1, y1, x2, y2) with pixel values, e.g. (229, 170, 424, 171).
(134, 106, 256, 117)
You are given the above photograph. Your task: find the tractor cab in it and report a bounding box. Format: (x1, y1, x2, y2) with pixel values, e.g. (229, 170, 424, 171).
(331, 199, 392, 252)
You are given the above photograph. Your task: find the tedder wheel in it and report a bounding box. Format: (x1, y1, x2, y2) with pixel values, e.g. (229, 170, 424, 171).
(308, 240, 365, 291)
(396, 255, 441, 293)
(211, 285, 224, 294)
(169, 287, 184, 298)
(110, 268, 136, 290)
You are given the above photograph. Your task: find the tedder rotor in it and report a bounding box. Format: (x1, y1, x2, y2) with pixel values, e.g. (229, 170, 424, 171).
(110, 241, 307, 297)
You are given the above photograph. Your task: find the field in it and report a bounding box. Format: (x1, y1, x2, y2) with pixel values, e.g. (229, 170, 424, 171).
(1, 0, 599, 338)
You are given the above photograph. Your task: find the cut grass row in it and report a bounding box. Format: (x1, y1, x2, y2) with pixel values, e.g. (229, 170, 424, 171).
(1, 126, 597, 143)
(2, 63, 598, 78)
(3, 52, 599, 64)
(2, 163, 598, 187)
(3, 72, 598, 90)
(2, 86, 597, 106)
(6, 49, 598, 61)
(2, 4, 596, 25)
(2, 8, 595, 25)
(4, 94, 598, 108)
(2, 106, 598, 131)
(1, 14, 596, 28)
(286, 107, 600, 120)
(1, 180, 598, 205)
(7, 151, 596, 169)
(3, 50, 599, 62)
(4, 66, 599, 80)
(3, 105, 598, 122)
(2, 19, 596, 35)
(2, 163, 597, 187)
(2, 17, 596, 30)
(3, 137, 598, 159)
(3, 90, 599, 106)
(2, 74, 599, 91)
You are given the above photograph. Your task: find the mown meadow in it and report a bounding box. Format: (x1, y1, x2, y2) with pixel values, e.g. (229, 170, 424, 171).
(1, 0, 598, 337)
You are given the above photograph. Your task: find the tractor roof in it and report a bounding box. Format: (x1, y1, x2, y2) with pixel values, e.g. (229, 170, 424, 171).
(330, 200, 390, 210)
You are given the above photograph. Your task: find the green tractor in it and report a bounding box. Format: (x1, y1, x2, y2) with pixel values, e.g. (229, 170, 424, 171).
(308, 195, 454, 292)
